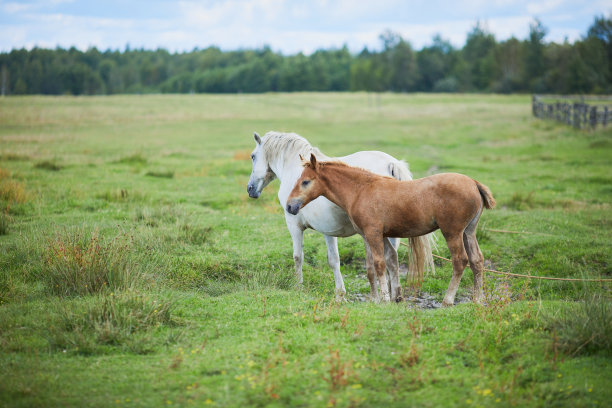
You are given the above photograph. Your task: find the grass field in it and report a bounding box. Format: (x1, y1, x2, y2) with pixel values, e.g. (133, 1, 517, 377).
(1, 93, 611, 407)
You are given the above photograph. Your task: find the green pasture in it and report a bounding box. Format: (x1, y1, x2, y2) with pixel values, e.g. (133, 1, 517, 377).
(0, 93, 611, 407)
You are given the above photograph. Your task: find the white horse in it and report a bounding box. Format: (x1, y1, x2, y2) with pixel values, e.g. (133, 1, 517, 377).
(247, 131, 434, 301)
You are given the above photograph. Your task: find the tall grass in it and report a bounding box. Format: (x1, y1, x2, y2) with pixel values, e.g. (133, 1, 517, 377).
(42, 229, 148, 296)
(543, 292, 612, 356)
(0, 211, 9, 235)
(0, 168, 28, 204)
(49, 291, 178, 354)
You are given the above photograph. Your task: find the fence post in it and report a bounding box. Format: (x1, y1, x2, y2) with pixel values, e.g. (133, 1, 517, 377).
(572, 103, 580, 129)
(590, 106, 597, 129)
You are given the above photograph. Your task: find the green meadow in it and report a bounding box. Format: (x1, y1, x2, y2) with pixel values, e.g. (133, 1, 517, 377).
(0, 93, 611, 407)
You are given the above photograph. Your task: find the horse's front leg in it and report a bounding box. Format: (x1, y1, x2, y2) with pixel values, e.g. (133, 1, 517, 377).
(365, 232, 390, 302)
(385, 237, 402, 302)
(324, 235, 346, 300)
(285, 216, 305, 284)
(363, 239, 379, 302)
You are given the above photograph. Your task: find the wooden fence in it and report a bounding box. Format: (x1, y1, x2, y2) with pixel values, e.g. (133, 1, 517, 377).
(532, 95, 612, 129)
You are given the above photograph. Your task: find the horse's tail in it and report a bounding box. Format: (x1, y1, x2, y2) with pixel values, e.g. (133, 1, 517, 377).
(475, 180, 496, 209)
(406, 234, 436, 293)
(387, 160, 412, 181)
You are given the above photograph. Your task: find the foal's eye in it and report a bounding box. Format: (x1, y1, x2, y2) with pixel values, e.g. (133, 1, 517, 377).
(301, 180, 311, 187)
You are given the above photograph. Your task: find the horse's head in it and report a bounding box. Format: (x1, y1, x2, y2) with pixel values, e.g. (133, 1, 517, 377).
(286, 154, 323, 215)
(247, 132, 276, 198)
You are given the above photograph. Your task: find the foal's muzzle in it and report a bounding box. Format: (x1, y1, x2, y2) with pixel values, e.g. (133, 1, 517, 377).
(286, 198, 302, 215)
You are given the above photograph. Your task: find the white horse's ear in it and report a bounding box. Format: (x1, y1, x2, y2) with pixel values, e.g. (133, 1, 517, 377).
(254, 132, 262, 145)
(299, 154, 304, 161)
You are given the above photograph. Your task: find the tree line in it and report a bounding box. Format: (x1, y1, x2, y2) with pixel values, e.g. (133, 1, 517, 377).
(1, 16, 610, 96)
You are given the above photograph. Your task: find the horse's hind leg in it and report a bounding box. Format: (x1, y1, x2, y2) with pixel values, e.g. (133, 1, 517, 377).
(463, 208, 485, 304)
(442, 233, 469, 307)
(324, 235, 346, 300)
(384, 237, 402, 302)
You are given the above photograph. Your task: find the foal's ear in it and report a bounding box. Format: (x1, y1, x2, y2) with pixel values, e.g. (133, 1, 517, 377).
(254, 132, 262, 145)
(309, 153, 318, 170)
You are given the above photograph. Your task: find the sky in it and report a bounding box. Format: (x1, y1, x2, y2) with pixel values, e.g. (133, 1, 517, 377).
(0, 0, 610, 55)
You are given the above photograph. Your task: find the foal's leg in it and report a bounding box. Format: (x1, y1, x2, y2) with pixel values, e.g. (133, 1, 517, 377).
(285, 217, 305, 284)
(324, 235, 347, 300)
(384, 237, 402, 302)
(442, 233, 469, 307)
(365, 233, 390, 302)
(363, 239, 379, 301)
(463, 208, 485, 304)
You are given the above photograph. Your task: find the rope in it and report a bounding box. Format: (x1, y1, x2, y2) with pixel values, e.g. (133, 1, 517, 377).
(482, 228, 556, 237)
(399, 242, 612, 282)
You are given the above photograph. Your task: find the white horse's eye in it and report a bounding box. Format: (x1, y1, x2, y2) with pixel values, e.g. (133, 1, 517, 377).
(251, 154, 255, 161)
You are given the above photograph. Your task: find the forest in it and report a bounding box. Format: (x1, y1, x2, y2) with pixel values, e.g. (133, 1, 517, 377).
(1, 16, 610, 96)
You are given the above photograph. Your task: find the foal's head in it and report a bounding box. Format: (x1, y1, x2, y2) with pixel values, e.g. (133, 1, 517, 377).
(286, 154, 324, 215)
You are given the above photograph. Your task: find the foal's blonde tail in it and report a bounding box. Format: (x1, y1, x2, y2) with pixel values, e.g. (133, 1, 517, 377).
(406, 234, 436, 294)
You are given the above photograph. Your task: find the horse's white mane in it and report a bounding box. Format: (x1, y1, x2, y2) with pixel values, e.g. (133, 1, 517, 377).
(261, 131, 329, 168)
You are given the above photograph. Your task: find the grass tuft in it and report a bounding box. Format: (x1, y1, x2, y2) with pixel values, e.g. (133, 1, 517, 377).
(543, 292, 612, 356)
(0, 153, 30, 161)
(34, 160, 63, 171)
(115, 154, 147, 165)
(0, 170, 28, 204)
(180, 224, 213, 245)
(0, 211, 10, 235)
(97, 188, 139, 202)
(145, 169, 174, 178)
(49, 291, 178, 354)
(42, 229, 147, 296)
(506, 191, 536, 211)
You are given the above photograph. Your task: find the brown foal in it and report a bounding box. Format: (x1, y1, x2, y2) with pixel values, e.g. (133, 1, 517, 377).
(286, 154, 496, 306)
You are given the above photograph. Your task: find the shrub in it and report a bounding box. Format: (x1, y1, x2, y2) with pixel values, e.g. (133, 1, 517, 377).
(42, 229, 147, 296)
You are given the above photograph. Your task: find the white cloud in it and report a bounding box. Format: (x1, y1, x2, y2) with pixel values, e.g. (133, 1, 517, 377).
(0, 0, 606, 53)
(2, 2, 34, 14)
(527, 0, 566, 15)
